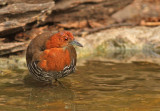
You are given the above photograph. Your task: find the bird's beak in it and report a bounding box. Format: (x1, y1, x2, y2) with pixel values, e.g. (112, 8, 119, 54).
(70, 40, 83, 47)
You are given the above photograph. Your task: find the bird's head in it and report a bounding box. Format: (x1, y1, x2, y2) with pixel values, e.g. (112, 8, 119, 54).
(46, 31, 83, 49)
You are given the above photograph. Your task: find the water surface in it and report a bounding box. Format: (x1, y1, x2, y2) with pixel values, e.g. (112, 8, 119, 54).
(0, 56, 160, 111)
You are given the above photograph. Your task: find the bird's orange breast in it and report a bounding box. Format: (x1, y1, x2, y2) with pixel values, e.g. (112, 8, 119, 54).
(38, 48, 71, 72)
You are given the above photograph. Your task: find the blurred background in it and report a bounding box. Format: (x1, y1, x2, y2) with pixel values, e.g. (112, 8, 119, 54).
(1, 0, 160, 57)
(1, 0, 160, 111)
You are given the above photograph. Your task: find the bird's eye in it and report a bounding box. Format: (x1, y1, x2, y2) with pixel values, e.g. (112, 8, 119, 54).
(41, 47, 45, 51)
(64, 37, 68, 41)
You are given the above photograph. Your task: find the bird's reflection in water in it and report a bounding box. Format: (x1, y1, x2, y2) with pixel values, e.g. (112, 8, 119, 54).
(0, 75, 75, 111)
(28, 87, 74, 110)
(23, 75, 75, 111)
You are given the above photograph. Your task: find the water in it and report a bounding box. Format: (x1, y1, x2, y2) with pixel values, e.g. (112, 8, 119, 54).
(0, 54, 160, 111)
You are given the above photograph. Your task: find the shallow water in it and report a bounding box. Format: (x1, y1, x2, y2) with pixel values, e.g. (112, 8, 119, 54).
(1, 56, 160, 111)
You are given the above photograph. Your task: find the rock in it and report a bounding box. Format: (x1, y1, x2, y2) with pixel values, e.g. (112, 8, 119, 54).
(0, 56, 26, 70)
(76, 26, 160, 57)
(0, 1, 55, 37)
(112, 0, 160, 23)
(0, 42, 27, 56)
(0, 0, 132, 37)
(47, 0, 132, 27)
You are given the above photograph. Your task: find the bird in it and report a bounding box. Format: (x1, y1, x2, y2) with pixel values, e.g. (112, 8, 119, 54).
(26, 31, 83, 83)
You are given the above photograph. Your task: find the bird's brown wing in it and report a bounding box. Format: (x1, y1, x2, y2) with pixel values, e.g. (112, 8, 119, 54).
(26, 31, 56, 64)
